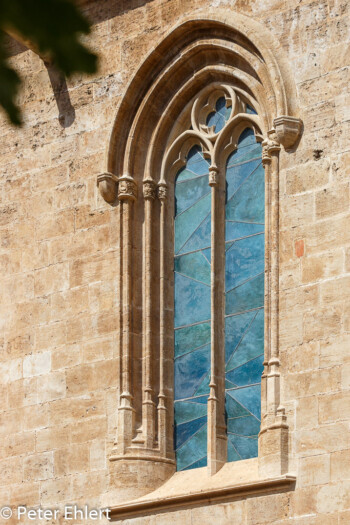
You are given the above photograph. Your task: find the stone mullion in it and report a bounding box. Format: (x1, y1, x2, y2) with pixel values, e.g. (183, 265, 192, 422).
(207, 166, 227, 476)
(117, 177, 137, 454)
(141, 180, 157, 450)
(157, 182, 168, 456)
(261, 144, 272, 420)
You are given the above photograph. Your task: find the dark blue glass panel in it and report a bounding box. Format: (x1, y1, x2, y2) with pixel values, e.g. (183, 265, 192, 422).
(226, 355, 264, 387)
(174, 344, 211, 400)
(175, 251, 211, 286)
(186, 456, 207, 470)
(186, 146, 210, 175)
(175, 416, 208, 450)
(176, 423, 207, 471)
(225, 128, 264, 463)
(175, 322, 211, 359)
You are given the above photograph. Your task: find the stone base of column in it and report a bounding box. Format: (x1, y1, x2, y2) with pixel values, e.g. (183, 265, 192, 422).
(108, 457, 175, 503)
(258, 412, 289, 478)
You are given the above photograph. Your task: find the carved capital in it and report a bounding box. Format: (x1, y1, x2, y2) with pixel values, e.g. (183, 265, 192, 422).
(97, 172, 118, 204)
(157, 183, 168, 201)
(143, 180, 157, 200)
(209, 166, 219, 187)
(262, 131, 281, 165)
(273, 116, 302, 150)
(118, 177, 137, 201)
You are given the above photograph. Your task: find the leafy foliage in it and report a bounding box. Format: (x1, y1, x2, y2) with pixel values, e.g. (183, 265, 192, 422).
(0, 0, 98, 125)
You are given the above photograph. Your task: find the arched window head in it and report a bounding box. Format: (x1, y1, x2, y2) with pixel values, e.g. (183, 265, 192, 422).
(97, 9, 302, 502)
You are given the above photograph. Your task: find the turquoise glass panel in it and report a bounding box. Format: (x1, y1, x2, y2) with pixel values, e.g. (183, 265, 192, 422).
(225, 128, 264, 462)
(206, 96, 232, 133)
(174, 145, 210, 471)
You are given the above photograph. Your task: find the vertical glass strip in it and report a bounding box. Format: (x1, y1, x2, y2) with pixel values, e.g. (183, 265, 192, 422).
(224, 128, 265, 461)
(174, 145, 211, 471)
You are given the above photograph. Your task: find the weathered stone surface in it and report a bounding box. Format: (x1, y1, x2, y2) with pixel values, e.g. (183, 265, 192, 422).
(0, 0, 349, 522)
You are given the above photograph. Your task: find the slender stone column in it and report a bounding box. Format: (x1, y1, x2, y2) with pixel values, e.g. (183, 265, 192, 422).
(157, 182, 168, 456)
(207, 167, 227, 475)
(141, 179, 157, 449)
(117, 176, 137, 453)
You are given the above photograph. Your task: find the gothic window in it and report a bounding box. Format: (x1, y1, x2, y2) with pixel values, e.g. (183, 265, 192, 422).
(97, 12, 303, 507)
(173, 94, 265, 471)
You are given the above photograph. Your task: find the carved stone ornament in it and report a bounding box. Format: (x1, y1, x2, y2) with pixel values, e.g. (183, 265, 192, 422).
(157, 183, 168, 201)
(118, 177, 137, 201)
(97, 172, 118, 204)
(273, 116, 302, 150)
(143, 180, 157, 200)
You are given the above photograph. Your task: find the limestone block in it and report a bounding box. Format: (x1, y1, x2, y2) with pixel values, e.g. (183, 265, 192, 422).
(23, 452, 54, 481)
(299, 454, 330, 487)
(23, 351, 51, 378)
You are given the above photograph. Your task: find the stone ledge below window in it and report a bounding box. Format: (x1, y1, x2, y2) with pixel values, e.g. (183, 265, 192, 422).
(108, 459, 296, 521)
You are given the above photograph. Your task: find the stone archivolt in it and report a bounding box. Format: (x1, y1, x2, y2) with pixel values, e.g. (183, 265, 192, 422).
(97, 8, 302, 502)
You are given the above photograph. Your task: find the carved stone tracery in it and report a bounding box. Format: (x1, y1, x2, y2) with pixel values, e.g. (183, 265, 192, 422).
(96, 9, 303, 501)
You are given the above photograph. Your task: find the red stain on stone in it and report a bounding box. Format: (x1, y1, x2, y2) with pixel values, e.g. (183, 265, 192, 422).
(295, 239, 304, 258)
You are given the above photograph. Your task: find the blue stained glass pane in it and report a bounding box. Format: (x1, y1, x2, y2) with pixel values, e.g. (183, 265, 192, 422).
(227, 385, 262, 420)
(175, 322, 211, 359)
(226, 163, 265, 223)
(226, 158, 261, 201)
(225, 128, 264, 463)
(206, 97, 231, 133)
(175, 251, 211, 286)
(227, 415, 261, 436)
(178, 212, 211, 254)
(176, 423, 208, 471)
(225, 234, 265, 291)
(225, 272, 264, 316)
(174, 344, 211, 400)
(225, 222, 264, 243)
(228, 434, 258, 460)
(174, 273, 210, 328)
(174, 146, 211, 470)
(175, 175, 210, 215)
(175, 415, 207, 450)
(174, 398, 208, 425)
(175, 192, 211, 254)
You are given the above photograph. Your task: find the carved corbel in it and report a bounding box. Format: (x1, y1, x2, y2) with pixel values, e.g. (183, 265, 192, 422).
(273, 116, 302, 150)
(97, 172, 119, 204)
(118, 176, 137, 201)
(209, 166, 219, 187)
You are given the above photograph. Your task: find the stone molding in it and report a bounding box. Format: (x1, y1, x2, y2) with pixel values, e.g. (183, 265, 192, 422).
(96, 8, 303, 501)
(109, 474, 296, 521)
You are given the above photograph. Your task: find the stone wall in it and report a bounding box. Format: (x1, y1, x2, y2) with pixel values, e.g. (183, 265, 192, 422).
(0, 0, 349, 523)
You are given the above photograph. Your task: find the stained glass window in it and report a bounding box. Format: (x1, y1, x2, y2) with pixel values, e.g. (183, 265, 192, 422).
(174, 146, 211, 471)
(174, 96, 264, 471)
(225, 128, 264, 461)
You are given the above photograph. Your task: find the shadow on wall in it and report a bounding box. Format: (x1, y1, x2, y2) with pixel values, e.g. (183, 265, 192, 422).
(4, 0, 154, 58)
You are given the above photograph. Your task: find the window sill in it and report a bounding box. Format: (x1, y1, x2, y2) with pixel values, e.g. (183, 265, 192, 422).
(108, 459, 296, 521)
